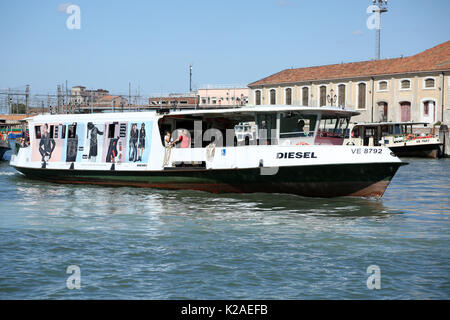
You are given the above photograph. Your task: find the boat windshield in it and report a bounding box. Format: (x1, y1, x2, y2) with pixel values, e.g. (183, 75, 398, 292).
(279, 114, 316, 138)
(315, 116, 350, 145)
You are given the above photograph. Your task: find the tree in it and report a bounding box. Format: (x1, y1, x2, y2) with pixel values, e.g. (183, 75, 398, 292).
(11, 103, 27, 114)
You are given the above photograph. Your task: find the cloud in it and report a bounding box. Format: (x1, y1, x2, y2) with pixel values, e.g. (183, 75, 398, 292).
(57, 3, 73, 13)
(352, 30, 364, 36)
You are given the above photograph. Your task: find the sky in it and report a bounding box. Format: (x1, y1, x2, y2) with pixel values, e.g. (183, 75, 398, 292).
(0, 0, 449, 97)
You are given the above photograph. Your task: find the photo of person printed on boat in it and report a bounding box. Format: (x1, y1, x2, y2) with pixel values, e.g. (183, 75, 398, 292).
(87, 122, 103, 162)
(137, 123, 146, 162)
(66, 123, 78, 162)
(173, 129, 191, 148)
(39, 123, 55, 168)
(129, 123, 138, 162)
(106, 137, 119, 163)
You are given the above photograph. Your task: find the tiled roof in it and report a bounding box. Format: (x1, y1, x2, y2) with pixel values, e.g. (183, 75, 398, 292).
(97, 95, 120, 102)
(248, 41, 450, 87)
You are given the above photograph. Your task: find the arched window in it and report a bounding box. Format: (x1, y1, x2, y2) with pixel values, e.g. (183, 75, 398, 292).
(255, 90, 261, 105)
(424, 78, 435, 88)
(378, 81, 388, 91)
(401, 79, 411, 89)
(270, 89, 276, 105)
(319, 86, 326, 107)
(338, 84, 345, 106)
(285, 88, 292, 105)
(302, 87, 309, 106)
(358, 83, 366, 109)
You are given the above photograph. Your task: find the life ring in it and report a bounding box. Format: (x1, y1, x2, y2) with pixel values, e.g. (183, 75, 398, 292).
(0, 133, 3, 141)
(296, 142, 309, 146)
(406, 134, 415, 141)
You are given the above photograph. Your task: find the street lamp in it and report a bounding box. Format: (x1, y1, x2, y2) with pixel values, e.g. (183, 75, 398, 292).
(327, 89, 337, 106)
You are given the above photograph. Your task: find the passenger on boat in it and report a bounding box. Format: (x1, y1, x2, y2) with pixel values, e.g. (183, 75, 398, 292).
(164, 131, 172, 147)
(297, 119, 305, 133)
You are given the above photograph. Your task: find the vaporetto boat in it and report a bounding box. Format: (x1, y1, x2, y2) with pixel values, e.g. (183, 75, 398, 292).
(10, 105, 407, 198)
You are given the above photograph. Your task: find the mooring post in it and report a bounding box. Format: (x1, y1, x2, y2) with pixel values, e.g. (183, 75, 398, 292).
(439, 124, 449, 157)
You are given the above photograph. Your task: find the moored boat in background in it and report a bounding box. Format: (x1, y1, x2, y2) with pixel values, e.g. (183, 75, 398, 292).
(344, 122, 443, 158)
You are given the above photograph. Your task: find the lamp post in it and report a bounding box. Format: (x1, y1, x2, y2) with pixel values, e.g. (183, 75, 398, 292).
(327, 89, 337, 106)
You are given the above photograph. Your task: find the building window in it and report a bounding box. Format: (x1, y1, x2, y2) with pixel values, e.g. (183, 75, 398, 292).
(302, 87, 309, 106)
(255, 90, 261, 105)
(270, 89, 276, 105)
(422, 100, 435, 122)
(400, 79, 411, 90)
(424, 78, 435, 89)
(285, 88, 292, 105)
(378, 81, 388, 91)
(338, 84, 345, 106)
(357, 83, 366, 109)
(378, 102, 388, 122)
(400, 102, 411, 122)
(319, 86, 326, 107)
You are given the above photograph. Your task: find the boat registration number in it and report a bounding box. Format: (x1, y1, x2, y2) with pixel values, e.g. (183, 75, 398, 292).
(351, 148, 383, 154)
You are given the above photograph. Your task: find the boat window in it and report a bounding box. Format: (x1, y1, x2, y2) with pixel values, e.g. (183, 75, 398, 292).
(68, 124, 77, 139)
(35, 126, 41, 139)
(60, 125, 66, 139)
(280, 114, 317, 138)
(49, 125, 55, 139)
(107, 124, 115, 138)
(364, 128, 375, 137)
(316, 117, 349, 139)
(256, 113, 277, 144)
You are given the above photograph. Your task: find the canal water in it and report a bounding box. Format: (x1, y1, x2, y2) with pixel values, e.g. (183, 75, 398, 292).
(0, 152, 448, 299)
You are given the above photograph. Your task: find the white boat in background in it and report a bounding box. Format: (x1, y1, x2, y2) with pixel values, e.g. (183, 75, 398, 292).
(10, 105, 406, 198)
(344, 122, 443, 158)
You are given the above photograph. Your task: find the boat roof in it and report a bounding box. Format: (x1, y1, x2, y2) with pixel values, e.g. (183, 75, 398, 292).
(26, 105, 360, 123)
(352, 121, 431, 127)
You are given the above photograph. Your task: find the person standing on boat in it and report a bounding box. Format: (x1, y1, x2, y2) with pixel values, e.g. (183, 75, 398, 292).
(164, 131, 172, 147)
(38, 124, 55, 168)
(87, 122, 103, 162)
(137, 123, 146, 162)
(129, 123, 138, 162)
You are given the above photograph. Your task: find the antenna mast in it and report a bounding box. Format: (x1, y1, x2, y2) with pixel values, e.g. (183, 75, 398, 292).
(372, 0, 388, 60)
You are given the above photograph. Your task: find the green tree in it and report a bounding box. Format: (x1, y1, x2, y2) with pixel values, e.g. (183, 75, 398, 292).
(10, 103, 27, 114)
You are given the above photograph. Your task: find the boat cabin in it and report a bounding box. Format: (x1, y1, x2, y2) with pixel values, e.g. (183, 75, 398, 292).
(157, 105, 357, 148)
